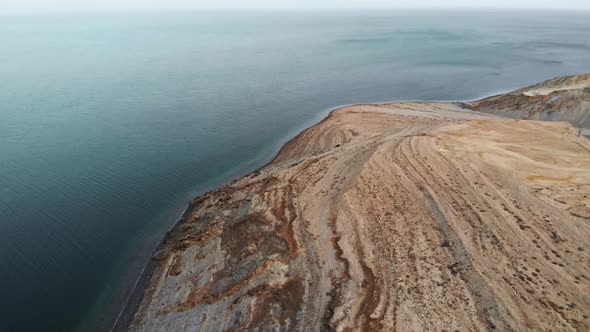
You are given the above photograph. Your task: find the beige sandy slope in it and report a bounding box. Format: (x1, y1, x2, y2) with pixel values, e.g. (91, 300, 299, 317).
(129, 86, 590, 331)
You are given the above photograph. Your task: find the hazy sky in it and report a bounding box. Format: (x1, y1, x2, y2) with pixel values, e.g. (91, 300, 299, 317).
(2, 0, 590, 13)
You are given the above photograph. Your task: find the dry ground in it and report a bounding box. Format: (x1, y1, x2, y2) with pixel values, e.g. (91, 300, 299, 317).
(130, 101, 590, 331)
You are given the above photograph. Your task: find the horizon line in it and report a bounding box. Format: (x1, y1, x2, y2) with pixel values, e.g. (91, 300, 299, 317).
(2, 7, 590, 16)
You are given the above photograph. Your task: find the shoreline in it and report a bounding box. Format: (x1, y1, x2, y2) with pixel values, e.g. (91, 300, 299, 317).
(109, 104, 337, 331)
(110, 73, 590, 331)
(111, 203, 197, 331)
(109, 101, 497, 331)
(128, 89, 590, 330)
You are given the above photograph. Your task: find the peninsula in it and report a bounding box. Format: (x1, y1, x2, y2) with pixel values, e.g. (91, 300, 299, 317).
(126, 74, 590, 331)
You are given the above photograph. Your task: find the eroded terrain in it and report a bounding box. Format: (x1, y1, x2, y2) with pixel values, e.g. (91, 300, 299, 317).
(129, 77, 590, 331)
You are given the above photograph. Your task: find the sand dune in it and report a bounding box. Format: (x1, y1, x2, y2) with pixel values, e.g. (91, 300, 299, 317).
(128, 76, 590, 331)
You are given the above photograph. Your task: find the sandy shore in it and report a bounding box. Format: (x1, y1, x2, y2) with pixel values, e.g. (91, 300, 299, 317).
(124, 74, 590, 331)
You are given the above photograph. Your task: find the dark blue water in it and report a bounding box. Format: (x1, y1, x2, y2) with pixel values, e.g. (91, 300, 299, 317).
(1, 10, 589, 332)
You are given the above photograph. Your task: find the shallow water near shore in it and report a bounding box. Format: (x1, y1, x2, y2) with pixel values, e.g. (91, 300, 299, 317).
(1, 10, 590, 332)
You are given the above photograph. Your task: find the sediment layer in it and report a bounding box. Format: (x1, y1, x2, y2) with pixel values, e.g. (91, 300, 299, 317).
(129, 75, 590, 331)
(469, 73, 590, 128)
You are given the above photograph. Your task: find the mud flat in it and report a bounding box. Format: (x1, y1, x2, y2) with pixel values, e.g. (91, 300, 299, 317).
(127, 74, 590, 331)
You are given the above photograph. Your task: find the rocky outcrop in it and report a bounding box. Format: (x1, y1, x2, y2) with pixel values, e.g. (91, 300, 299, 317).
(469, 73, 590, 129)
(128, 78, 590, 331)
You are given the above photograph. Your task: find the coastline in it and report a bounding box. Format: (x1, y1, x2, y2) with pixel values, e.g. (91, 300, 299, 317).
(108, 102, 498, 331)
(112, 73, 590, 331)
(109, 102, 395, 331)
(109, 104, 337, 331)
(111, 204, 197, 331)
(129, 97, 590, 330)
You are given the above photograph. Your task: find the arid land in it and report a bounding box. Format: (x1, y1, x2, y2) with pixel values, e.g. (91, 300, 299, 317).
(126, 74, 590, 331)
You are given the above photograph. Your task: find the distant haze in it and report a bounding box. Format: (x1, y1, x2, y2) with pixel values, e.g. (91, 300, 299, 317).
(2, 0, 590, 13)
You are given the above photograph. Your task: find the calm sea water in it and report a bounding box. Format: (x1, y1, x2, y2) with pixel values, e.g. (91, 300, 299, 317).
(1, 10, 589, 332)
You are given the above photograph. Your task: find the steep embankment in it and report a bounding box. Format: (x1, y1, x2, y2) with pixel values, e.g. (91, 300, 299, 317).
(469, 73, 590, 128)
(128, 77, 590, 331)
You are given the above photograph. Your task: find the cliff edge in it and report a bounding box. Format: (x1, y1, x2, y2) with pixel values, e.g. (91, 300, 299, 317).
(469, 73, 590, 130)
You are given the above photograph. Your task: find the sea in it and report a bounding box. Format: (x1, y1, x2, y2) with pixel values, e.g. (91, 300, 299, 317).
(1, 9, 589, 332)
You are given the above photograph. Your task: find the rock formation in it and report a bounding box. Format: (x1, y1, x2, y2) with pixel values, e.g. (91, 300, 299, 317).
(469, 73, 590, 129)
